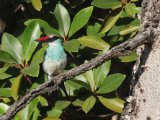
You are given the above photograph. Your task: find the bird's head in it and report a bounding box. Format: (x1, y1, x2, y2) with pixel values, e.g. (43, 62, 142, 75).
(36, 34, 62, 46)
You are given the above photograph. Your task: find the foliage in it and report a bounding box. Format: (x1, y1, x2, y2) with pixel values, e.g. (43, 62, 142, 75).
(0, 0, 140, 119)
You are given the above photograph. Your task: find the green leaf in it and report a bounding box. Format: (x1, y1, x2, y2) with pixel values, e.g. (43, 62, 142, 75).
(125, 3, 136, 17)
(92, 0, 121, 9)
(30, 45, 47, 65)
(119, 26, 139, 35)
(32, 107, 40, 120)
(23, 64, 40, 77)
(0, 50, 17, 63)
(99, 10, 122, 34)
(64, 81, 77, 96)
(2, 33, 23, 64)
(22, 21, 41, 62)
(82, 96, 96, 113)
(11, 74, 23, 100)
(97, 73, 126, 94)
(54, 3, 70, 37)
(47, 108, 62, 118)
(0, 88, 11, 97)
(63, 40, 80, 53)
(72, 99, 84, 107)
(31, 0, 42, 11)
(69, 6, 93, 37)
(0, 73, 12, 80)
(0, 103, 9, 116)
(55, 101, 71, 110)
(38, 96, 48, 106)
(78, 36, 110, 50)
(119, 51, 138, 62)
(24, 19, 60, 36)
(98, 96, 124, 113)
(93, 60, 111, 88)
(84, 69, 95, 92)
(66, 79, 90, 90)
(87, 23, 104, 37)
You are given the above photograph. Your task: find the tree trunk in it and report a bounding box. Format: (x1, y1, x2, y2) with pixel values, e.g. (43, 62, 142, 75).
(121, 0, 160, 119)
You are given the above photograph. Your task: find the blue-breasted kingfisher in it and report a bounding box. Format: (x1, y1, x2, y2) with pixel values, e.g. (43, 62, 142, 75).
(37, 34, 67, 81)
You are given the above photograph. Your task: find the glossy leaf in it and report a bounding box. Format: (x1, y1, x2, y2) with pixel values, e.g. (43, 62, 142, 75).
(0, 67, 11, 80)
(119, 26, 139, 35)
(72, 99, 84, 107)
(47, 108, 62, 118)
(0, 88, 11, 97)
(11, 74, 23, 100)
(63, 40, 80, 53)
(22, 21, 41, 61)
(119, 51, 138, 62)
(38, 96, 48, 106)
(31, 0, 42, 11)
(99, 10, 122, 34)
(64, 81, 77, 96)
(23, 64, 40, 77)
(78, 36, 110, 50)
(87, 22, 104, 37)
(98, 96, 124, 113)
(92, 0, 121, 9)
(0, 103, 9, 116)
(82, 96, 96, 113)
(66, 79, 90, 90)
(93, 60, 111, 88)
(125, 3, 136, 17)
(97, 73, 126, 94)
(2, 33, 22, 64)
(69, 6, 93, 37)
(0, 50, 17, 63)
(55, 101, 71, 110)
(30, 45, 47, 65)
(54, 4, 70, 37)
(84, 69, 95, 91)
(24, 19, 60, 36)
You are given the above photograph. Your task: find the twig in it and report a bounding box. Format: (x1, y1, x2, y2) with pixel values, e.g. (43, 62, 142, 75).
(0, 29, 151, 120)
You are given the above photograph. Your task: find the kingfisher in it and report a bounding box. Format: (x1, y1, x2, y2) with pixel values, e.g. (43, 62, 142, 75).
(37, 34, 67, 82)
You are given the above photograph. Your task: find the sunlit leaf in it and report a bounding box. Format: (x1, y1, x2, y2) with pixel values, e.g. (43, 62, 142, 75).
(87, 22, 104, 37)
(11, 74, 23, 100)
(0, 103, 9, 116)
(24, 19, 60, 36)
(22, 21, 41, 62)
(78, 36, 110, 50)
(0, 73, 12, 80)
(38, 96, 48, 106)
(92, 0, 121, 9)
(97, 73, 126, 94)
(54, 3, 70, 37)
(2, 33, 22, 64)
(125, 3, 136, 17)
(119, 51, 138, 62)
(23, 64, 40, 77)
(69, 6, 93, 37)
(31, 0, 42, 11)
(93, 60, 111, 88)
(0, 88, 11, 97)
(47, 108, 62, 118)
(99, 10, 122, 34)
(99, 96, 124, 113)
(119, 26, 139, 35)
(55, 101, 71, 110)
(63, 40, 80, 53)
(72, 99, 84, 107)
(82, 96, 96, 113)
(0, 50, 17, 63)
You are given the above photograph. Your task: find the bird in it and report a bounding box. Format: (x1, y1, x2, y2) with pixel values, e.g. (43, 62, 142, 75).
(36, 34, 67, 82)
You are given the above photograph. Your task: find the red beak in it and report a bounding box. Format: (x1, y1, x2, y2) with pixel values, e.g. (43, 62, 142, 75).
(37, 36, 50, 42)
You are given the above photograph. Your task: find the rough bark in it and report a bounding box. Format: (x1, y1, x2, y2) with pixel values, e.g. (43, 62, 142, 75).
(121, 0, 160, 119)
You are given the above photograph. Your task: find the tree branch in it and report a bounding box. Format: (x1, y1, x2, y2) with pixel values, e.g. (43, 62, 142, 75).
(0, 28, 151, 120)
